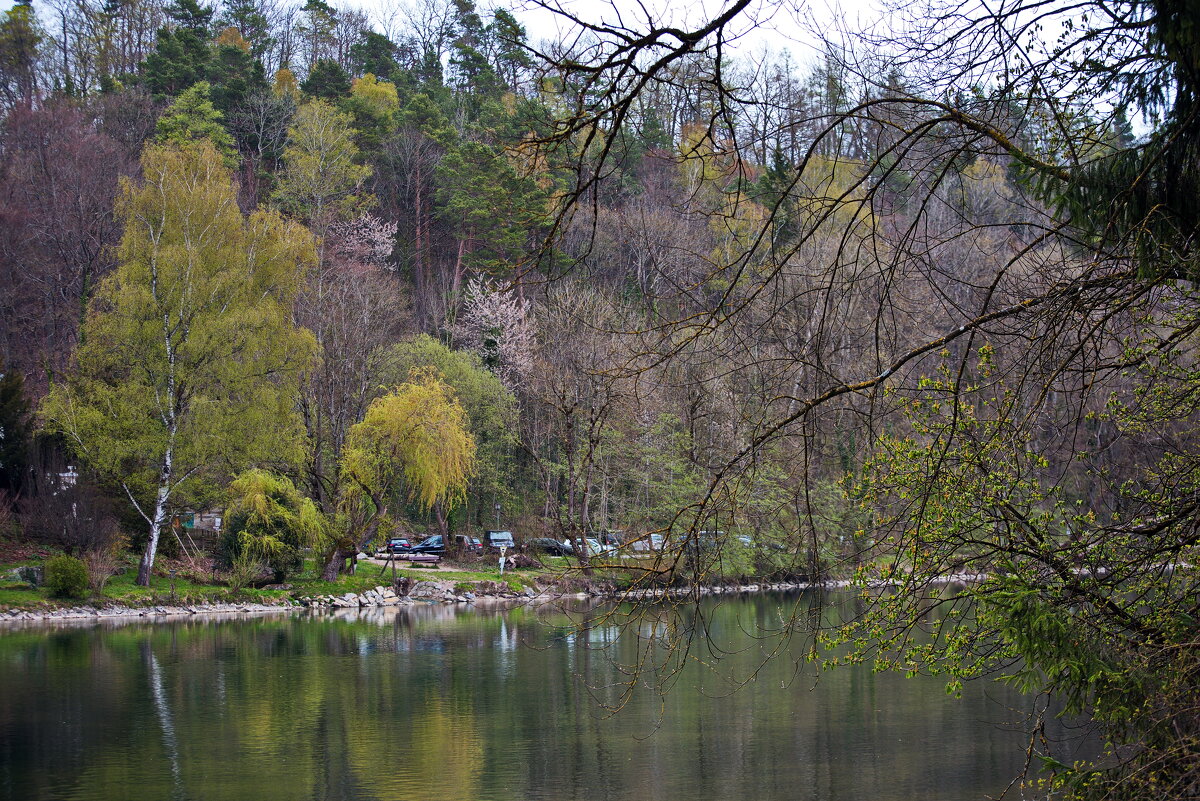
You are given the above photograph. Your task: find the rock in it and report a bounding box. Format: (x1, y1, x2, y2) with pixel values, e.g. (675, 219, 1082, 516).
(15, 565, 43, 587)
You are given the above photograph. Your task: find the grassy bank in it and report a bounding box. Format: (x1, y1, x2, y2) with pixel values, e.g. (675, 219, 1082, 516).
(0, 536, 814, 614)
(0, 546, 599, 612)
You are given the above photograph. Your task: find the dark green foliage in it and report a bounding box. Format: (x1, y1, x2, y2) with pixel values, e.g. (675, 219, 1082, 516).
(0, 2, 42, 109)
(446, 0, 501, 100)
(167, 0, 213, 34)
(142, 27, 210, 98)
(219, 0, 275, 61)
(0, 361, 30, 498)
(141, 0, 214, 99)
(218, 470, 322, 583)
(754, 146, 802, 250)
(638, 110, 671, 151)
(436, 139, 550, 274)
(44, 555, 89, 598)
(395, 91, 455, 146)
(489, 8, 530, 90)
(207, 42, 267, 116)
(1020, 0, 1200, 281)
(351, 31, 402, 82)
(301, 58, 351, 101)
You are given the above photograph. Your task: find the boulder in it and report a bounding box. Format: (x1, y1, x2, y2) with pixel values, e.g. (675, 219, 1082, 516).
(15, 566, 43, 587)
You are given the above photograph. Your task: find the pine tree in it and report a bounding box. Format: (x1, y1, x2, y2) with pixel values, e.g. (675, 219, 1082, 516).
(0, 360, 31, 498)
(154, 81, 237, 166)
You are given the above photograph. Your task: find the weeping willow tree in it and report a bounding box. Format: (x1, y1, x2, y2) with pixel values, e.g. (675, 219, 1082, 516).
(321, 372, 476, 579)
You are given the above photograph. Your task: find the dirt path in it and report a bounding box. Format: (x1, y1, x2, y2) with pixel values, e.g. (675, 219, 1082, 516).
(360, 557, 467, 573)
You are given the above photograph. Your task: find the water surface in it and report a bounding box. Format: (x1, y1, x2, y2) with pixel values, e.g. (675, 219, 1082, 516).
(0, 594, 1083, 800)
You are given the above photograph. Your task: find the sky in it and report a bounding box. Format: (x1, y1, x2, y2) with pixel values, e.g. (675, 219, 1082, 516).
(507, 0, 884, 55)
(357, 0, 892, 68)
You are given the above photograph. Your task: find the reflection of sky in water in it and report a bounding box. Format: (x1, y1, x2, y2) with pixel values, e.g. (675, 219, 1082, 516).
(0, 594, 1096, 801)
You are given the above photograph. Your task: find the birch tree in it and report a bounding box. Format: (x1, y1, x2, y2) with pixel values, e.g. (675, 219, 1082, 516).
(43, 141, 316, 586)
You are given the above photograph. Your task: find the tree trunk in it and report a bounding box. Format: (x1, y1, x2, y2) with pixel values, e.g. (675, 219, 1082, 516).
(320, 546, 354, 581)
(434, 500, 449, 538)
(135, 438, 175, 586)
(136, 478, 171, 586)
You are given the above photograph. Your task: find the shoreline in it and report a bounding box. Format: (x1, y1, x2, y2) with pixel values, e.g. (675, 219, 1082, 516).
(0, 573, 988, 629)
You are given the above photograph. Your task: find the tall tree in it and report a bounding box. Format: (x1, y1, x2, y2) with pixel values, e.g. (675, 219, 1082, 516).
(382, 334, 518, 529)
(141, 0, 213, 97)
(42, 142, 316, 586)
(218, 0, 275, 63)
(272, 98, 371, 237)
(300, 57, 350, 100)
(0, 101, 133, 394)
(0, 1, 43, 110)
(154, 80, 237, 164)
(378, 91, 454, 327)
(208, 27, 268, 115)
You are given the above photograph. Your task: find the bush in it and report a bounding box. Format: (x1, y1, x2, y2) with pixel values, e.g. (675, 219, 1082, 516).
(218, 469, 323, 583)
(44, 555, 89, 598)
(227, 551, 268, 592)
(82, 546, 125, 593)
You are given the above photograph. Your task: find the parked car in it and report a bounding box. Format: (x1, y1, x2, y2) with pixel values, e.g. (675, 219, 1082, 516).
(376, 537, 412, 556)
(483, 530, 516, 551)
(597, 530, 626, 547)
(687, 530, 725, 551)
(455, 535, 483, 554)
(631, 534, 664, 552)
(529, 538, 572, 556)
(409, 535, 447, 556)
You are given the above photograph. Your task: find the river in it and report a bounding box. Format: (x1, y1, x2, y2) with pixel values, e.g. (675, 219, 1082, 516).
(0, 592, 1087, 800)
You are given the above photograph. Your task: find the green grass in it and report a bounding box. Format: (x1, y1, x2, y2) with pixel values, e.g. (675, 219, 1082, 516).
(0, 583, 43, 607)
(0, 550, 629, 612)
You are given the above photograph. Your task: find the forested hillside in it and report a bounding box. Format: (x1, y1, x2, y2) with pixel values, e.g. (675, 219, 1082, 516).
(1, 0, 925, 566)
(3, 0, 1200, 795)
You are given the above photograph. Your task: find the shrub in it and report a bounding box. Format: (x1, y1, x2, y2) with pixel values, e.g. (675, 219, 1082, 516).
(219, 469, 324, 583)
(44, 555, 89, 598)
(82, 545, 125, 593)
(227, 550, 267, 592)
(19, 443, 121, 554)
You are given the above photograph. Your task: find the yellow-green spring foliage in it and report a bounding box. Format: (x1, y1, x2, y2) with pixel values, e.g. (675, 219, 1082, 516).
(342, 373, 477, 513)
(221, 469, 325, 582)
